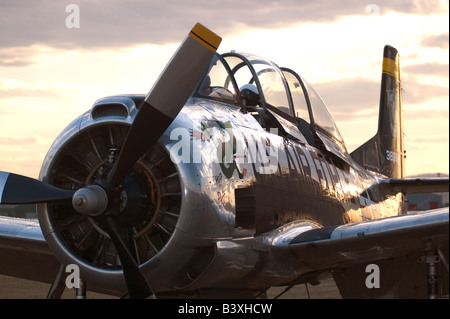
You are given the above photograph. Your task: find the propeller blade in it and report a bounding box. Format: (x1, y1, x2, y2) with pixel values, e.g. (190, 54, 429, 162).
(103, 216, 155, 299)
(0, 171, 75, 205)
(107, 23, 221, 187)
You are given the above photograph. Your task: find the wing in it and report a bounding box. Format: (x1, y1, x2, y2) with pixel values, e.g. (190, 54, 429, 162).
(379, 177, 449, 195)
(0, 216, 124, 297)
(0, 216, 61, 284)
(267, 208, 449, 298)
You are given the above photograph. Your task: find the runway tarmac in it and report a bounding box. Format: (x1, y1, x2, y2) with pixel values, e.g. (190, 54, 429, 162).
(0, 274, 341, 299)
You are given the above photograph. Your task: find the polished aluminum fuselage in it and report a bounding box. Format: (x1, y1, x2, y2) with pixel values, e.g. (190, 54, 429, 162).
(38, 94, 403, 294)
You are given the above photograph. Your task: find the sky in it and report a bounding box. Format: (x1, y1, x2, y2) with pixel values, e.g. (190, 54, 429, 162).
(0, 0, 448, 179)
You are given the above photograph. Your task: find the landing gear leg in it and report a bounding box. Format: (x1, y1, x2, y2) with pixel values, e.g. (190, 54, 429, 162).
(76, 279, 86, 299)
(424, 244, 441, 299)
(47, 264, 66, 299)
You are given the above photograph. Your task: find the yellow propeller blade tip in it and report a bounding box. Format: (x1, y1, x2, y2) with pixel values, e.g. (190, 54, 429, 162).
(190, 23, 222, 52)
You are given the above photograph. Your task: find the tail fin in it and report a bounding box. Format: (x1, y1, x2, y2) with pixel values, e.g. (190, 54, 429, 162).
(351, 45, 405, 178)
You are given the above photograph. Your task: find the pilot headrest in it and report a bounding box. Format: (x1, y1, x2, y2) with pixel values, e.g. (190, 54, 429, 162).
(240, 84, 260, 106)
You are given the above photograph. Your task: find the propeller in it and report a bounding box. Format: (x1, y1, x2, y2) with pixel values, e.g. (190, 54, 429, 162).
(0, 23, 221, 299)
(0, 172, 75, 204)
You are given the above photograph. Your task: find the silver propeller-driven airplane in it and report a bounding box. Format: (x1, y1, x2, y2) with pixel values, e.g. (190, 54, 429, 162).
(0, 23, 448, 299)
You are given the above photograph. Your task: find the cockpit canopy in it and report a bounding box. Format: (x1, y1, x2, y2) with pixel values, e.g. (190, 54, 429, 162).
(194, 52, 345, 149)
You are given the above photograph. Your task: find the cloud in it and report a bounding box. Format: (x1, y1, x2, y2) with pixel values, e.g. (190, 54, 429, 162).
(310, 71, 448, 122)
(0, 79, 68, 100)
(0, 46, 58, 67)
(0, 53, 35, 67)
(0, 0, 448, 51)
(0, 134, 50, 177)
(0, 136, 40, 145)
(314, 78, 380, 121)
(402, 78, 449, 105)
(0, 107, 19, 116)
(421, 32, 449, 49)
(403, 62, 449, 77)
(406, 134, 449, 146)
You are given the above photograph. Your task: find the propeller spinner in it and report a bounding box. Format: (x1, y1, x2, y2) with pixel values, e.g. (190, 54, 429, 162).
(0, 23, 221, 299)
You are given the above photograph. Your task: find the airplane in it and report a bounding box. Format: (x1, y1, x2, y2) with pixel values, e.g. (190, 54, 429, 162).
(0, 23, 448, 299)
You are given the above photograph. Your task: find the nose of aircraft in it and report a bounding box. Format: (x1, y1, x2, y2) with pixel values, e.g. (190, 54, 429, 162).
(0, 23, 222, 299)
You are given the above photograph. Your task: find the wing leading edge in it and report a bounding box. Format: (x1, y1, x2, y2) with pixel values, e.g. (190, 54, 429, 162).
(267, 208, 449, 298)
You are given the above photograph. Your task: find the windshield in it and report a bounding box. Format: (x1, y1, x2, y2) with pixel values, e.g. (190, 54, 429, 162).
(248, 56, 291, 115)
(282, 69, 310, 123)
(302, 78, 343, 144)
(223, 53, 293, 117)
(195, 54, 240, 105)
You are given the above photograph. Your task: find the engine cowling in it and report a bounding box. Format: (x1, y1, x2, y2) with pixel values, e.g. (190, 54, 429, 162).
(37, 95, 183, 294)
